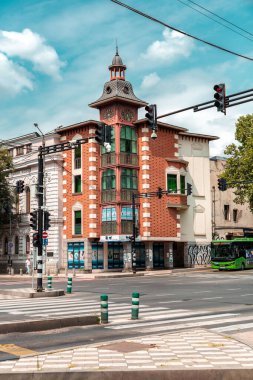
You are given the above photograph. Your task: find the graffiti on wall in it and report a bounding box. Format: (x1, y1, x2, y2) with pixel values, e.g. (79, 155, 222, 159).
(188, 244, 211, 265)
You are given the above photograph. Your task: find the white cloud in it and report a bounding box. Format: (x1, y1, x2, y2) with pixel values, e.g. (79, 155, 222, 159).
(141, 72, 160, 89)
(0, 53, 33, 96)
(142, 29, 194, 63)
(0, 28, 65, 80)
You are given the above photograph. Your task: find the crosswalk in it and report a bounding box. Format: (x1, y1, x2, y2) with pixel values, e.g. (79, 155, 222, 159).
(0, 296, 253, 335)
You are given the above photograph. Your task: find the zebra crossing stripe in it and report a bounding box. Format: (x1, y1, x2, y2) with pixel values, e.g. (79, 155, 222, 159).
(211, 321, 253, 333)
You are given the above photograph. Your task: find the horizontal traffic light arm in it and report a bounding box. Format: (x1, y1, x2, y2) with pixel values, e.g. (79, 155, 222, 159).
(156, 87, 253, 119)
(40, 138, 88, 155)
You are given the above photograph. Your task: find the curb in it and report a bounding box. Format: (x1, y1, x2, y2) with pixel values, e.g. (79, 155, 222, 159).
(0, 315, 99, 334)
(0, 369, 253, 380)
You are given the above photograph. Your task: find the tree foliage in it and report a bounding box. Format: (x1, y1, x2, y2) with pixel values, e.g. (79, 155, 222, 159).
(223, 114, 253, 211)
(0, 147, 13, 224)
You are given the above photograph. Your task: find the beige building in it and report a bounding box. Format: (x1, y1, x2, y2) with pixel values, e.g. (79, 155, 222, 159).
(210, 156, 253, 239)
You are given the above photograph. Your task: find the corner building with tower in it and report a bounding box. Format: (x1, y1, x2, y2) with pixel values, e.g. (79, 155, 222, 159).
(58, 50, 217, 271)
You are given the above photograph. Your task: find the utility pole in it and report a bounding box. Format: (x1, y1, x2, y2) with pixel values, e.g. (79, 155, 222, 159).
(131, 192, 136, 274)
(37, 146, 44, 291)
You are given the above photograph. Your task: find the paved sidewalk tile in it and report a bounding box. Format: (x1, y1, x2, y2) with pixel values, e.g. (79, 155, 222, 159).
(1, 328, 253, 372)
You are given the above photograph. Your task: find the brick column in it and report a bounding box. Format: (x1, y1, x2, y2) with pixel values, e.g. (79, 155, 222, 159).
(103, 242, 108, 271)
(123, 241, 132, 271)
(88, 127, 99, 240)
(140, 128, 151, 239)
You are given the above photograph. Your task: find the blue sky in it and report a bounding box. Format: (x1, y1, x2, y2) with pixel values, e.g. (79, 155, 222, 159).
(0, 0, 252, 155)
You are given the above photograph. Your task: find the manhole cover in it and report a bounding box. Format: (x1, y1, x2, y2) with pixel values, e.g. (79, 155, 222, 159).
(98, 341, 156, 353)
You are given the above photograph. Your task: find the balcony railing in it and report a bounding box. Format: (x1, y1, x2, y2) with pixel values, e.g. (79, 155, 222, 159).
(121, 220, 133, 235)
(120, 189, 138, 202)
(101, 153, 116, 167)
(119, 153, 138, 166)
(101, 190, 116, 203)
(102, 222, 117, 235)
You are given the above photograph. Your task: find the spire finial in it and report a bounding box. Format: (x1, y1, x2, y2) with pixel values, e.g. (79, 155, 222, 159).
(116, 39, 118, 55)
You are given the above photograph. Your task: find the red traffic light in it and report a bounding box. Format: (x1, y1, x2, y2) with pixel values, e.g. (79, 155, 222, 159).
(213, 84, 223, 93)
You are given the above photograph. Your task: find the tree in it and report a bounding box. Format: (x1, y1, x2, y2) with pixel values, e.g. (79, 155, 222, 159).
(223, 114, 253, 211)
(0, 147, 13, 225)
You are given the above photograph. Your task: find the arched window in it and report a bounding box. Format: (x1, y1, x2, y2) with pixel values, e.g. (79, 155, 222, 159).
(102, 169, 116, 190)
(26, 235, 30, 255)
(25, 187, 30, 214)
(15, 236, 19, 255)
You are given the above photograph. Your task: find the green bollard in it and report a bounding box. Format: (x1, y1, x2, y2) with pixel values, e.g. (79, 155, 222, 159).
(67, 276, 73, 294)
(131, 292, 140, 320)
(100, 294, 108, 324)
(47, 276, 52, 289)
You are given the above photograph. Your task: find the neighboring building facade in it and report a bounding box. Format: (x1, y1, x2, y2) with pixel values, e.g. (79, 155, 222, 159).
(0, 132, 64, 274)
(210, 156, 253, 240)
(57, 50, 217, 271)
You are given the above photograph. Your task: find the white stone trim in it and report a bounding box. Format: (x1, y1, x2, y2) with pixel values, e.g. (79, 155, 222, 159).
(63, 216, 67, 221)
(89, 175, 96, 181)
(89, 195, 96, 200)
(63, 234, 67, 239)
(63, 162, 67, 167)
(142, 184, 150, 189)
(60, 136, 67, 141)
(63, 171, 67, 176)
(174, 143, 179, 148)
(89, 138, 96, 143)
(143, 203, 150, 208)
(175, 134, 179, 139)
(63, 153, 67, 158)
(177, 214, 180, 219)
(89, 204, 97, 209)
(63, 180, 67, 185)
(143, 212, 150, 218)
(142, 136, 149, 142)
(63, 225, 67, 230)
(141, 146, 149, 151)
(89, 128, 95, 134)
(177, 232, 181, 237)
(143, 231, 151, 237)
(142, 174, 150, 180)
(141, 155, 149, 161)
(89, 185, 96, 190)
(143, 222, 151, 227)
(177, 223, 180, 228)
(89, 214, 97, 219)
(89, 166, 96, 171)
(63, 198, 67, 203)
(89, 157, 96, 162)
(142, 165, 150, 170)
(89, 233, 97, 238)
(89, 223, 97, 229)
(89, 147, 96, 153)
(142, 127, 149, 133)
(63, 189, 67, 194)
(174, 152, 179, 157)
(63, 207, 67, 212)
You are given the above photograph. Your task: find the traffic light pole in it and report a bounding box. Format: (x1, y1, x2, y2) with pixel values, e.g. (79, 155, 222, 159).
(131, 192, 136, 274)
(37, 147, 44, 291)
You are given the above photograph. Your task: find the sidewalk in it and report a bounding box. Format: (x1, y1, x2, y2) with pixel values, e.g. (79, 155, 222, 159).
(0, 328, 253, 379)
(1, 266, 212, 280)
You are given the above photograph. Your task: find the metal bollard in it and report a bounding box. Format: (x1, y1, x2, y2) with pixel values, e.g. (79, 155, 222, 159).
(47, 276, 52, 290)
(67, 276, 73, 294)
(131, 292, 140, 320)
(100, 294, 108, 324)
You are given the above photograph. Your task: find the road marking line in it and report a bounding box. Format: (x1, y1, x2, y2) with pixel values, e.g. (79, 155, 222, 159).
(0, 344, 38, 356)
(202, 297, 223, 300)
(211, 322, 253, 333)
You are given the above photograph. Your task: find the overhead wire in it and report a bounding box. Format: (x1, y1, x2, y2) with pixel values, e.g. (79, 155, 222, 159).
(187, 0, 253, 38)
(110, 0, 253, 62)
(176, 0, 253, 42)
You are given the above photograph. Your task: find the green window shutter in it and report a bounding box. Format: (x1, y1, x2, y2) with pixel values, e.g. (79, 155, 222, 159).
(167, 174, 177, 193)
(180, 175, 185, 194)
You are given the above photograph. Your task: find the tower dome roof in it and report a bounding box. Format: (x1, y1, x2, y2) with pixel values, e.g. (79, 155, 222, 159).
(109, 47, 126, 70)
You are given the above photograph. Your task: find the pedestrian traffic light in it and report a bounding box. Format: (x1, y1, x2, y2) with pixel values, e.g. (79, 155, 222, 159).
(44, 210, 51, 230)
(16, 180, 25, 194)
(95, 122, 105, 145)
(187, 183, 192, 195)
(157, 187, 163, 199)
(145, 104, 157, 131)
(32, 232, 40, 247)
(29, 210, 38, 230)
(218, 178, 227, 191)
(213, 83, 226, 114)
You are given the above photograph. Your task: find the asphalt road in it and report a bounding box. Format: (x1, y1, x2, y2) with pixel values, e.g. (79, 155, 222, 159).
(1, 270, 253, 360)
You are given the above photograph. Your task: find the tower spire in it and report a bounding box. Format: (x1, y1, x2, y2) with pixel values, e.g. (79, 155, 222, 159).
(109, 45, 126, 81)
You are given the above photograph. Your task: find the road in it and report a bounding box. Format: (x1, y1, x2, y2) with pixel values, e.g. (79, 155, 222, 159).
(1, 271, 253, 361)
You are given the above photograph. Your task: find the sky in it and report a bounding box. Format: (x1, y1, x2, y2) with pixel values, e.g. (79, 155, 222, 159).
(0, 0, 252, 156)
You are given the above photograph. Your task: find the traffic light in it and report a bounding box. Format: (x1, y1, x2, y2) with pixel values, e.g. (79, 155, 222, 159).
(104, 125, 112, 145)
(29, 210, 38, 230)
(157, 187, 163, 199)
(32, 232, 40, 247)
(213, 83, 226, 113)
(187, 183, 192, 195)
(44, 211, 51, 231)
(145, 104, 157, 131)
(95, 122, 105, 145)
(218, 178, 227, 191)
(134, 225, 140, 238)
(16, 180, 25, 194)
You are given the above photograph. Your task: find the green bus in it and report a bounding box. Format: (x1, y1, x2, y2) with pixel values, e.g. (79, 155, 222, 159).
(211, 238, 253, 270)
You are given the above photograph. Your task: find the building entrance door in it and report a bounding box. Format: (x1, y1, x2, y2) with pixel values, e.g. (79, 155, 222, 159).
(67, 242, 84, 269)
(108, 243, 123, 269)
(153, 243, 165, 268)
(135, 243, 146, 268)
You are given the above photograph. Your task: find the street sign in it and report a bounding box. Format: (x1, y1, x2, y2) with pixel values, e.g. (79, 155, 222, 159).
(43, 238, 48, 246)
(42, 231, 48, 239)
